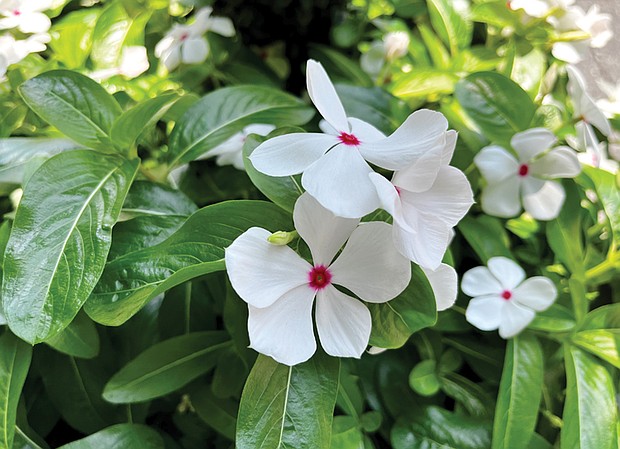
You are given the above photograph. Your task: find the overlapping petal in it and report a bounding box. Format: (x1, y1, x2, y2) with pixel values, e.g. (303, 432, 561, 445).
(530, 146, 581, 178)
(512, 277, 557, 311)
(511, 128, 557, 162)
(474, 146, 519, 184)
(487, 257, 525, 291)
(480, 175, 521, 218)
(465, 296, 504, 331)
(522, 179, 565, 220)
(461, 266, 503, 297)
(498, 302, 536, 338)
(392, 213, 451, 270)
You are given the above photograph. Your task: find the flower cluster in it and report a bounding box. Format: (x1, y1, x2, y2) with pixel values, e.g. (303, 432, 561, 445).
(0, 0, 52, 78)
(225, 60, 474, 365)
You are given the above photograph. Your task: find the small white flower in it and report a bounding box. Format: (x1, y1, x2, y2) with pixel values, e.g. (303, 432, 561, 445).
(369, 131, 473, 269)
(225, 193, 411, 366)
(360, 31, 410, 77)
(155, 7, 235, 71)
(0, 0, 52, 33)
(250, 59, 449, 219)
(474, 128, 581, 220)
(90, 46, 149, 81)
(596, 80, 620, 118)
(422, 264, 459, 311)
(463, 257, 557, 338)
(0, 32, 49, 77)
(383, 31, 409, 61)
(567, 122, 618, 173)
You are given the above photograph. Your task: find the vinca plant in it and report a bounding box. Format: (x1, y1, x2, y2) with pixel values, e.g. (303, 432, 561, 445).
(0, 0, 618, 448)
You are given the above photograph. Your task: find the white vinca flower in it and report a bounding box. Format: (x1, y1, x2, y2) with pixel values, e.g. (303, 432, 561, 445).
(474, 128, 581, 220)
(155, 7, 235, 71)
(225, 193, 411, 366)
(250, 59, 449, 219)
(0, 33, 49, 77)
(369, 130, 473, 270)
(462, 257, 557, 338)
(0, 0, 52, 33)
(90, 46, 149, 81)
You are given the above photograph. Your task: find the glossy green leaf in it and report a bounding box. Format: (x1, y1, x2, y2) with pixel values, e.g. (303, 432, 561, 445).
(3, 151, 138, 344)
(86, 201, 292, 326)
(427, 0, 472, 55)
(528, 304, 576, 332)
(192, 385, 237, 440)
(368, 264, 437, 348)
(581, 166, 620, 242)
(391, 406, 492, 449)
(57, 424, 164, 449)
(391, 70, 459, 99)
(330, 416, 364, 449)
(458, 215, 512, 262)
(440, 372, 493, 418)
(455, 72, 536, 144)
(167, 86, 313, 167)
(492, 334, 543, 449)
(572, 330, 620, 368)
(45, 312, 100, 359)
(103, 331, 230, 403)
(547, 183, 585, 275)
(561, 346, 617, 449)
(236, 351, 339, 449)
(409, 360, 441, 396)
(309, 45, 373, 87)
(119, 181, 197, 221)
(18, 71, 122, 150)
(49, 9, 99, 69)
(0, 331, 32, 449)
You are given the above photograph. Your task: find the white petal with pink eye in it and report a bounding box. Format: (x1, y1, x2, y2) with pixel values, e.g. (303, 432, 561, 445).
(181, 38, 209, 64)
(247, 285, 317, 366)
(461, 267, 502, 297)
(422, 264, 458, 311)
(315, 286, 371, 358)
(293, 193, 359, 266)
(465, 295, 504, 331)
(530, 146, 581, 178)
(225, 227, 311, 308)
(475, 146, 519, 184)
(330, 222, 411, 303)
(392, 212, 451, 269)
(348, 118, 386, 143)
(487, 257, 525, 291)
(512, 277, 557, 311)
(498, 301, 536, 338)
(358, 109, 448, 170)
(306, 59, 349, 133)
(391, 146, 443, 193)
(511, 128, 557, 163)
(480, 175, 521, 218)
(441, 130, 458, 166)
(301, 144, 380, 219)
(522, 179, 565, 220)
(249, 133, 339, 176)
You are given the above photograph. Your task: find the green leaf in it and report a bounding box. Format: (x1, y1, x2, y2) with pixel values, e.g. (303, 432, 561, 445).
(57, 424, 164, 449)
(18, 71, 123, 150)
(455, 72, 536, 144)
(391, 406, 492, 449)
(119, 180, 197, 221)
(572, 330, 620, 369)
(236, 352, 340, 449)
(330, 416, 364, 449)
(85, 200, 292, 326)
(581, 166, 620, 243)
(192, 385, 237, 440)
(492, 334, 543, 449)
(458, 215, 512, 262)
(110, 93, 181, 148)
(547, 182, 585, 275)
(408, 360, 441, 396)
(391, 69, 459, 99)
(368, 264, 437, 348)
(103, 331, 230, 403)
(528, 304, 576, 332)
(427, 0, 472, 55)
(3, 151, 138, 344)
(561, 346, 617, 449)
(440, 372, 493, 418)
(167, 86, 313, 168)
(45, 312, 100, 359)
(309, 45, 373, 87)
(49, 9, 100, 69)
(0, 331, 32, 449)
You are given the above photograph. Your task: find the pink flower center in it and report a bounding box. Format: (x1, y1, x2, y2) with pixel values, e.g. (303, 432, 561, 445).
(308, 265, 332, 290)
(180, 32, 189, 41)
(518, 164, 529, 177)
(12, 9, 20, 16)
(338, 132, 360, 146)
(395, 186, 402, 196)
(501, 290, 512, 300)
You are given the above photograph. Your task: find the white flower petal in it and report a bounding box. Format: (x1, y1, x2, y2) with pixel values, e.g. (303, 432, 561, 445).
(580, 95, 612, 136)
(330, 222, 411, 303)
(522, 179, 565, 221)
(441, 130, 458, 166)
(465, 295, 504, 331)
(349, 117, 386, 143)
(475, 145, 519, 184)
(392, 211, 451, 269)
(422, 264, 458, 311)
(368, 172, 399, 218)
(530, 146, 581, 178)
(248, 285, 316, 366)
(511, 128, 557, 162)
(207, 16, 235, 37)
(498, 301, 535, 338)
(249, 133, 338, 176)
(293, 193, 359, 266)
(358, 109, 448, 170)
(480, 176, 522, 218)
(160, 45, 181, 71)
(181, 38, 209, 64)
(552, 42, 584, 64)
(301, 145, 380, 219)
(225, 227, 312, 308)
(18, 12, 50, 33)
(306, 59, 349, 133)
(512, 277, 557, 311)
(391, 145, 443, 193)
(487, 256, 525, 291)
(315, 286, 371, 359)
(461, 266, 502, 297)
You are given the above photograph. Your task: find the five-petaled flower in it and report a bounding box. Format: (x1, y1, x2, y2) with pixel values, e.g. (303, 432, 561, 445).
(224, 193, 411, 366)
(462, 257, 557, 338)
(0, 0, 52, 34)
(474, 128, 581, 220)
(249, 59, 449, 219)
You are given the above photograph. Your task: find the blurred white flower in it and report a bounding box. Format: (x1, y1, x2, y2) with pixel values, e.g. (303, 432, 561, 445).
(0, 33, 50, 77)
(361, 31, 410, 77)
(90, 46, 149, 80)
(508, 0, 574, 18)
(155, 7, 234, 71)
(596, 80, 620, 118)
(474, 128, 581, 220)
(383, 31, 409, 61)
(0, 0, 52, 33)
(463, 257, 557, 339)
